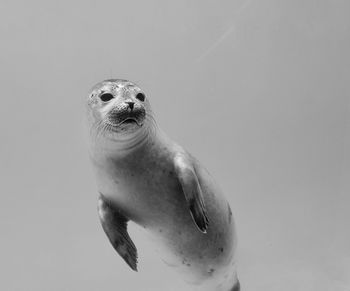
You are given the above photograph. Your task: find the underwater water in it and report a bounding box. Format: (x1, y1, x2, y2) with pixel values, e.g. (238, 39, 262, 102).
(0, 0, 349, 290)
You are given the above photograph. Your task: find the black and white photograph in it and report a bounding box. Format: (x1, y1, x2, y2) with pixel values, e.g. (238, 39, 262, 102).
(1, 1, 349, 290)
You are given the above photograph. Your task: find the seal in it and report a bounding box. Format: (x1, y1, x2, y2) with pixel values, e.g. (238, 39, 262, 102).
(86, 79, 240, 291)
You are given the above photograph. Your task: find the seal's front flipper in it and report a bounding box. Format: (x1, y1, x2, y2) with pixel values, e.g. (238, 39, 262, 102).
(174, 155, 209, 233)
(97, 195, 138, 271)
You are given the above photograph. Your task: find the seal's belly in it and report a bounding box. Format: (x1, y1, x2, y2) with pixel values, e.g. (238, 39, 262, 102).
(127, 171, 235, 279)
(97, 158, 238, 288)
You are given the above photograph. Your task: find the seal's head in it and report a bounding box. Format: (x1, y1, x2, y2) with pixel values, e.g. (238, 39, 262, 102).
(87, 79, 153, 142)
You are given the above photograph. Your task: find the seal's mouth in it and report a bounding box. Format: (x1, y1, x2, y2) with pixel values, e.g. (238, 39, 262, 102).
(119, 117, 141, 126)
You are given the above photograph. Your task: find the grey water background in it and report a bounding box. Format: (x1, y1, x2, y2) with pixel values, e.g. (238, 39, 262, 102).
(1, 0, 349, 290)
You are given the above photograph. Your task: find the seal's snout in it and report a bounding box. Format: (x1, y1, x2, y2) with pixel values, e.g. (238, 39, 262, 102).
(107, 103, 146, 129)
(126, 101, 135, 111)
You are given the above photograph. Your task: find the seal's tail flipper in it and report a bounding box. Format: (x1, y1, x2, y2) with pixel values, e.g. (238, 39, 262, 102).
(97, 194, 138, 271)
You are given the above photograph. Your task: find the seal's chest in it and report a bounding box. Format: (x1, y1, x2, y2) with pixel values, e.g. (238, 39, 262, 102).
(126, 161, 180, 196)
(103, 147, 184, 217)
(114, 162, 185, 223)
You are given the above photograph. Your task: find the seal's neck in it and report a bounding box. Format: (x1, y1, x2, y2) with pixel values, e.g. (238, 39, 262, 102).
(89, 121, 163, 161)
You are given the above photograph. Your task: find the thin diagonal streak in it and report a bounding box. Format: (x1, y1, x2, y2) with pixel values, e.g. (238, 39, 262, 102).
(195, 0, 252, 62)
(196, 25, 236, 62)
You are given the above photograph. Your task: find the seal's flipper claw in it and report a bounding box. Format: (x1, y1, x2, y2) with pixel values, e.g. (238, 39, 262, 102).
(189, 198, 209, 233)
(174, 155, 209, 233)
(97, 195, 138, 271)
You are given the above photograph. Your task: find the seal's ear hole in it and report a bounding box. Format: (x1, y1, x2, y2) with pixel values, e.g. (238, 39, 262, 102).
(136, 93, 145, 102)
(100, 93, 114, 102)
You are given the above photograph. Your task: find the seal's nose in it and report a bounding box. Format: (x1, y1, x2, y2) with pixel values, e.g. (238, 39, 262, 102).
(126, 101, 134, 110)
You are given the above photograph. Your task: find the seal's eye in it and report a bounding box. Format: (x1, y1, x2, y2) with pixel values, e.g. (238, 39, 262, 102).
(100, 93, 114, 102)
(136, 93, 145, 102)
